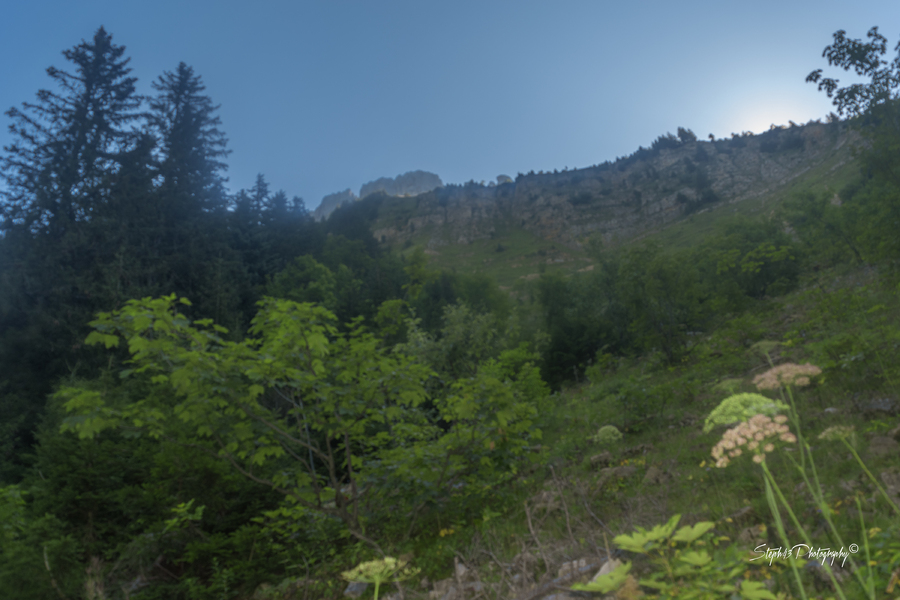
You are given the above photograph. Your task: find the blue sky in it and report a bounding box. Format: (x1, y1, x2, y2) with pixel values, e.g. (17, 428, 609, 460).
(2, 1, 899, 209)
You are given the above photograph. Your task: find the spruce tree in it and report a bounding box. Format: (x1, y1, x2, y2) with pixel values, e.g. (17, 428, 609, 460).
(0, 27, 143, 479)
(1, 26, 142, 234)
(150, 62, 229, 215)
(146, 62, 244, 325)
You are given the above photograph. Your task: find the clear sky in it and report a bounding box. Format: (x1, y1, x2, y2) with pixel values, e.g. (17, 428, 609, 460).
(2, 1, 899, 209)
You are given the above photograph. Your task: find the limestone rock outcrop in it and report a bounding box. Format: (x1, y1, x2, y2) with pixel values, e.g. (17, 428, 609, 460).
(313, 189, 357, 222)
(360, 170, 443, 199)
(370, 123, 856, 249)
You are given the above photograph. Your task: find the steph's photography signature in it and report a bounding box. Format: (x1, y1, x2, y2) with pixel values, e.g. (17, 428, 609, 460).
(750, 544, 859, 567)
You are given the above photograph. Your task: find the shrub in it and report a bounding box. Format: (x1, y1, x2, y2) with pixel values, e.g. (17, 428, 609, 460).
(590, 424, 623, 445)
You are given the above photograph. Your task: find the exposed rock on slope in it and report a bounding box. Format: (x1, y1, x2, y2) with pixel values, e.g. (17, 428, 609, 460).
(360, 170, 443, 199)
(315, 171, 444, 222)
(313, 189, 357, 222)
(370, 123, 855, 248)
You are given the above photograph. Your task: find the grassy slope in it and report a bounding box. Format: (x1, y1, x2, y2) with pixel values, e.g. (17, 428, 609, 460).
(641, 147, 860, 252)
(398, 263, 900, 600)
(389, 136, 860, 286)
(410, 227, 591, 289)
(367, 147, 900, 598)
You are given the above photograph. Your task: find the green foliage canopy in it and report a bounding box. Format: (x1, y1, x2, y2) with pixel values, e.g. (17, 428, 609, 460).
(56, 295, 545, 548)
(806, 26, 900, 118)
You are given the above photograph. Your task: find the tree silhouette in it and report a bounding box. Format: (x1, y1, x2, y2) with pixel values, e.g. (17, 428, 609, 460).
(806, 26, 899, 117)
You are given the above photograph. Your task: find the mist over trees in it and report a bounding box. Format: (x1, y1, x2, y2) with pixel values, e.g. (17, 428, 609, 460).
(0, 28, 318, 479)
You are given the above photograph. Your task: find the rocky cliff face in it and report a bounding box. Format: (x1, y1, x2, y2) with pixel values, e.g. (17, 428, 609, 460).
(371, 123, 855, 248)
(315, 171, 444, 222)
(313, 189, 357, 222)
(359, 170, 443, 199)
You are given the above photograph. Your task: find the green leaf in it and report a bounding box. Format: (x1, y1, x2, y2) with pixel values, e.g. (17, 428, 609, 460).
(613, 530, 654, 553)
(85, 331, 120, 348)
(740, 579, 777, 599)
(677, 550, 712, 567)
(672, 521, 716, 543)
(571, 561, 631, 594)
(638, 579, 666, 590)
(645, 513, 681, 542)
(132, 314, 153, 331)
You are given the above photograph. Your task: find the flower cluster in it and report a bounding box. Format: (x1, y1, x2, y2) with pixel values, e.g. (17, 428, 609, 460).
(752, 363, 822, 390)
(591, 424, 623, 445)
(341, 557, 420, 585)
(818, 425, 856, 443)
(712, 414, 797, 468)
(704, 393, 789, 432)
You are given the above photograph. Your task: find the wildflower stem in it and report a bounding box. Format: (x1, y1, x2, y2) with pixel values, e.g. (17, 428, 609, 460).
(802, 440, 828, 518)
(763, 469, 809, 600)
(841, 438, 900, 517)
(782, 387, 853, 579)
(778, 381, 866, 599)
(762, 461, 848, 600)
(783, 386, 807, 473)
(856, 495, 876, 599)
(782, 451, 867, 592)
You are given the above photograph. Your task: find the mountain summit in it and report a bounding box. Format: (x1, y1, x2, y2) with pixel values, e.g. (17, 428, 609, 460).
(314, 170, 443, 221)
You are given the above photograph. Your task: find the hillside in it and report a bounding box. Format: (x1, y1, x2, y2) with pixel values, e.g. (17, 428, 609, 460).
(7, 21, 900, 600)
(313, 170, 444, 221)
(319, 122, 858, 285)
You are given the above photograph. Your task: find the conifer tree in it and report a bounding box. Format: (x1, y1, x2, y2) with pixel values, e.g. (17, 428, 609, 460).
(0, 27, 144, 478)
(150, 62, 229, 215)
(1, 26, 142, 234)
(145, 62, 244, 324)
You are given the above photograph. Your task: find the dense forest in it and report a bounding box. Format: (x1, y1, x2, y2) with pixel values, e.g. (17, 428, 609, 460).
(1, 26, 900, 599)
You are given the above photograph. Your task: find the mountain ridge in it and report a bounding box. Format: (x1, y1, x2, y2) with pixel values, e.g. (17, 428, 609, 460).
(363, 122, 855, 251)
(313, 170, 443, 221)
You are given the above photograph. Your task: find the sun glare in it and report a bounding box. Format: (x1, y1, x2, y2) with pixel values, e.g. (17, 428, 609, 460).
(731, 98, 829, 136)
